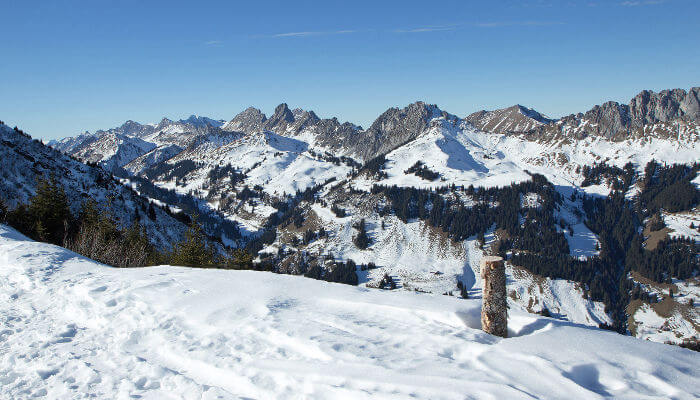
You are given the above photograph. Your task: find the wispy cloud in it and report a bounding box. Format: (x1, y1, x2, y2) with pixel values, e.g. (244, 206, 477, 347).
(620, 0, 665, 6)
(472, 21, 564, 28)
(393, 25, 457, 33)
(264, 30, 358, 38)
(204, 40, 223, 47)
(255, 21, 562, 40)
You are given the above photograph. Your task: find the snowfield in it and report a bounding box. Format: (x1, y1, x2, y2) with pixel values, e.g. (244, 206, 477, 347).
(1, 225, 698, 400)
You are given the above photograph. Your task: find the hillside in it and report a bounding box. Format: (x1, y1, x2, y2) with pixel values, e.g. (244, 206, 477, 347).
(0, 123, 187, 249)
(1, 225, 698, 399)
(42, 87, 700, 344)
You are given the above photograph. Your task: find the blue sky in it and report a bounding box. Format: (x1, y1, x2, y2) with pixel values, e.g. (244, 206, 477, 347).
(1, 0, 698, 140)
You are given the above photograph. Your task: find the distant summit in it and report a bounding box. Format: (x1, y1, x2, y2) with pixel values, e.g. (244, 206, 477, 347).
(466, 104, 554, 135)
(531, 87, 700, 140)
(52, 87, 700, 169)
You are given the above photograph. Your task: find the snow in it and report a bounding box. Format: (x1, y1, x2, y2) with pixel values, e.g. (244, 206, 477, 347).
(305, 205, 609, 328)
(465, 235, 611, 327)
(124, 144, 183, 174)
(1, 225, 698, 399)
(43, 105, 699, 350)
(554, 193, 600, 259)
(379, 121, 531, 190)
(663, 210, 700, 242)
(0, 124, 186, 249)
(166, 131, 353, 198)
(627, 274, 699, 343)
(308, 204, 471, 294)
(633, 303, 698, 343)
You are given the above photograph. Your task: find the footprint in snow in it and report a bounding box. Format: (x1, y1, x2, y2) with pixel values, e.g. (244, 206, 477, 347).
(90, 285, 108, 294)
(55, 324, 78, 342)
(36, 368, 59, 380)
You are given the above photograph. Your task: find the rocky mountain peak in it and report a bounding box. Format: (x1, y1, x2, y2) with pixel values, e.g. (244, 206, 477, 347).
(223, 107, 267, 134)
(530, 87, 700, 140)
(268, 103, 295, 125)
(515, 105, 553, 124)
(629, 87, 700, 126)
(179, 115, 224, 128)
(368, 101, 447, 133)
(465, 104, 553, 135)
(117, 120, 147, 134)
(155, 118, 175, 130)
(288, 109, 320, 133)
(335, 101, 450, 161)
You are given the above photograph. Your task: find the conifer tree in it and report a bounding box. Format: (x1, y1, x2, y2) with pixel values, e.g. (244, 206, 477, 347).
(0, 197, 7, 222)
(148, 202, 157, 221)
(170, 217, 215, 267)
(6, 204, 33, 235)
(353, 218, 370, 249)
(226, 248, 253, 270)
(28, 175, 71, 245)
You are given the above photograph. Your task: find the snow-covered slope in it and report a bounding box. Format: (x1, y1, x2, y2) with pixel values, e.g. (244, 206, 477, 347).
(140, 130, 354, 205)
(69, 132, 157, 172)
(466, 104, 554, 135)
(51, 116, 225, 173)
(0, 124, 186, 248)
(124, 143, 183, 174)
(1, 225, 698, 400)
(372, 117, 698, 192)
(42, 87, 699, 347)
(273, 192, 610, 329)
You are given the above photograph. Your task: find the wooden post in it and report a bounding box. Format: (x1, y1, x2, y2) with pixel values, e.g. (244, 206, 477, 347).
(481, 256, 507, 337)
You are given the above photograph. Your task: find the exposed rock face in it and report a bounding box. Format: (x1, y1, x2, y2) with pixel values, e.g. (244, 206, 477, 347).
(222, 107, 267, 134)
(221, 101, 451, 161)
(54, 86, 700, 170)
(629, 88, 700, 125)
(265, 103, 296, 131)
(680, 87, 700, 118)
(527, 87, 700, 140)
(578, 101, 631, 139)
(481, 256, 507, 338)
(288, 109, 320, 133)
(352, 102, 456, 160)
(466, 104, 554, 135)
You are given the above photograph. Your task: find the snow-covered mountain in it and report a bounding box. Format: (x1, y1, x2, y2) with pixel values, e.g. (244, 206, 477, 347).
(530, 87, 700, 140)
(51, 115, 226, 173)
(53, 88, 700, 171)
(33, 86, 700, 345)
(0, 123, 189, 249)
(466, 104, 555, 135)
(1, 224, 698, 399)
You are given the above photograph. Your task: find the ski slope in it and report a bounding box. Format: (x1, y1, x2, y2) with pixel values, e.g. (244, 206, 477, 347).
(1, 225, 698, 399)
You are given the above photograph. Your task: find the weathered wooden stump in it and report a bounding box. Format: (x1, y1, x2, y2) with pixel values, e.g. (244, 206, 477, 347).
(480, 256, 507, 337)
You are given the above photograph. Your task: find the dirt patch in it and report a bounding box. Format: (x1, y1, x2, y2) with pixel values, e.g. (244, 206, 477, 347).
(281, 208, 322, 234)
(643, 225, 671, 251)
(509, 290, 519, 301)
(626, 299, 644, 337)
(677, 303, 700, 334)
(629, 271, 679, 293)
(495, 228, 511, 241)
(652, 297, 678, 319)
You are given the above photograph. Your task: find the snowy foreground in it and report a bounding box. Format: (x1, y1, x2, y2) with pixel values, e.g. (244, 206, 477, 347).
(1, 226, 698, 400)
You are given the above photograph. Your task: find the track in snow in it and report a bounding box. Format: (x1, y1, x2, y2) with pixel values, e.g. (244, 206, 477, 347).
(1, 225, 698, 399)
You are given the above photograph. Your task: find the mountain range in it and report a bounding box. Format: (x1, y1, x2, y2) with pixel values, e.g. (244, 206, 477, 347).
(5, 87, 699, 347)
